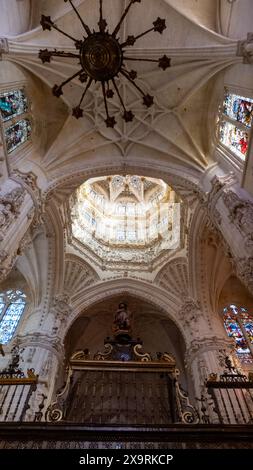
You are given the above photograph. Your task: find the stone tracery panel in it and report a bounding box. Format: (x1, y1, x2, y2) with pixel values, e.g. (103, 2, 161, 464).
(63, 257, 99, 299)
(155, 257, 189, 297)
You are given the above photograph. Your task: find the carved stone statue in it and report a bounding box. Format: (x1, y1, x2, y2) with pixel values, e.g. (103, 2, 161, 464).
(223, 190, 253, 248)
(0, 187, 25, 231)
(113, 302, 131, 332)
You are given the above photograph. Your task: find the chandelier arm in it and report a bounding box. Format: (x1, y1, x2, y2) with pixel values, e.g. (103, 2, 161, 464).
(112, 0, 138, 38)
(120, 69, 146, 96)
(98, 0, 107, 32)
(52, 51, 80, 59)
(121, 28, 154, 47)
(68, 0, 92, 36)
(79, 77, 93, 106)
(99, 0, 103, 20)
(124, 57, 159, 63)
(54, 69, 83, 92)
(112, 78, 127, 111)
(131, 27, 154, 41)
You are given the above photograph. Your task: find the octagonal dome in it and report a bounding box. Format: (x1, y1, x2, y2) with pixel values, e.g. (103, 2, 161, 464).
(69, 175, 183, 272)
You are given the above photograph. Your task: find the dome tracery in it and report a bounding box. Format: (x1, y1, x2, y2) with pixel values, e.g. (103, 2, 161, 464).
(69, 175, 183, 271)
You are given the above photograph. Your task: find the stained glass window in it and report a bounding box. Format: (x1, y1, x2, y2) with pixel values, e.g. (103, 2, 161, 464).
(0, 88, 32, 154)
(219, 89, 253, 161)
(0, 290, 26, 344)
(5, 119, 32, 154)
(0, 89, 28, 122)
(220, 122, 249, 160)
(223, 304, 253, 364)
(223, 92, 253, 128)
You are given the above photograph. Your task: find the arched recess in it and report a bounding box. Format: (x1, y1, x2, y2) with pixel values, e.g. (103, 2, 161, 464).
(63, 291, 190, 392)
(63, 278, 185, 345)
(188, 202, 234, 329)
(44, 160, 203, 207)
(219, 275, 253, 312)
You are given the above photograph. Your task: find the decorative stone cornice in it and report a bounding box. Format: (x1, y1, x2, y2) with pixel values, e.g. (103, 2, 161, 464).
(15, 333, 64, 359)
(11, 170, 45, 230)
(185, 336, 234, 365)
(202, 173, 237, 227)
(237, 33, 253, 64)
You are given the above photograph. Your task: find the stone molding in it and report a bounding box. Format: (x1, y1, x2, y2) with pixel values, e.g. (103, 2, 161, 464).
(222, 189, 253, 251)
(11, 170, 44, 230)
(185, 336, 234, 366)
(15, 333, 64, 359)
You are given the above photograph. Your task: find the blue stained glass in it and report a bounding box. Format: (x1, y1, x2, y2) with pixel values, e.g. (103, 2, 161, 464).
(0, 302, 5, 317)
(5, 119, 32, 154)
(0, 290, 26, 344)
(223, 305, 253, 364)
(0, 89, 28, 122)
(223, 92, 253, 128)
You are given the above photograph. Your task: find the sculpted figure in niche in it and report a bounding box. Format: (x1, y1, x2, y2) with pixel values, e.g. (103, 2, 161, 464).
(0, 187, 25, 230)
(113, 302, 131, 332)
(0, 200, 12, 229)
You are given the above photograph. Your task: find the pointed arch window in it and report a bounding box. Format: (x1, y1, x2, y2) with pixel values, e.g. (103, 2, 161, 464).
(0, 289, 26, 344)
(0, 88, 32, 154)
(219, 89, 253, 161)
(223, 304, 253, 364)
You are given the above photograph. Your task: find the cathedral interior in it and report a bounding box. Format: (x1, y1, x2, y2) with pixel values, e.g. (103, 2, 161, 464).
(0, 0, 253, 450)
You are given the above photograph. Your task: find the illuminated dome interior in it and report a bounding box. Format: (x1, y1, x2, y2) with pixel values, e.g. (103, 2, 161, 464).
(70, 175, 182, 270)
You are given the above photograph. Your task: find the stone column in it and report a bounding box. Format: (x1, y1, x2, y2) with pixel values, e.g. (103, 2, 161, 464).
(203, 173, 253, 295)
(0, 170, 44, 282)
(186, 337, 234, 395)
(14, 332, 64, 421)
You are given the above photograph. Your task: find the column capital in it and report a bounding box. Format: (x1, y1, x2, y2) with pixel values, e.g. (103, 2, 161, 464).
(185, 336, 234, 365)
(14, 332, 64, 359)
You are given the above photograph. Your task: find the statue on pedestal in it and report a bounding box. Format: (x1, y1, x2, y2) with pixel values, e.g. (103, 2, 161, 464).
(113, 302, 131, 334)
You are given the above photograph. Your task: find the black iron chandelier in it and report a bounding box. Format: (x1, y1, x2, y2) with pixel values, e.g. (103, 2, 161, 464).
(39, 0, 171, 127)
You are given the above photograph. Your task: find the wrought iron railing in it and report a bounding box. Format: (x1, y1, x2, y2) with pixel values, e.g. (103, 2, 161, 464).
(197, 356, 253, 425)
(0, 346, 38, 422)
(46, 341, 198, 426)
